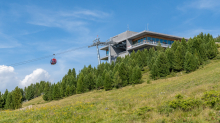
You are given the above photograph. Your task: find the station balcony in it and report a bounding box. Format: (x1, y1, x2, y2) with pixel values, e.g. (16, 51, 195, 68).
(127, 40, 172, 51)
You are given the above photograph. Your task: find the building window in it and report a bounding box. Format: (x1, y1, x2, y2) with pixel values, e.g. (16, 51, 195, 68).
(160, 39, 163, 43)
(156, 38, 159, 43)
(147, 37, 151, 41)
(133, 41, 137, 44)
(164, 40, 167, 44)
(152, 38, 155, 42)
(106, 50, 109, 55)
(168, 40, 171, 44)
(143, 37, 146, 42)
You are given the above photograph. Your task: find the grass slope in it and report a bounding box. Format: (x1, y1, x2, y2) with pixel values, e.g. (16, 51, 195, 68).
(1, 56, 220, 122)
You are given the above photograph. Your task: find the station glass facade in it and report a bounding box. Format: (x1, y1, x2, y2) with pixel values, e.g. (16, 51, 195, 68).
(133, 36, 174, 45)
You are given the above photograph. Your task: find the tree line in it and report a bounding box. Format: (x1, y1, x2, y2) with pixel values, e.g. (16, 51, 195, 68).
(0, 32, 218, 110)
(150, 33, 218, 79)
(215, 35, 220, 42)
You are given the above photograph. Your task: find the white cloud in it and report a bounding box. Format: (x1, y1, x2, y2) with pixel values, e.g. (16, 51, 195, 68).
(0, 65, 19, 92)
(24, 6, 110, 33)
(20, 68, 51, 87)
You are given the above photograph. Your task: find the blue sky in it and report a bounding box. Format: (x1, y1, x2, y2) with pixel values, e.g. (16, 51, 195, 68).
(0, 0, 220, 92)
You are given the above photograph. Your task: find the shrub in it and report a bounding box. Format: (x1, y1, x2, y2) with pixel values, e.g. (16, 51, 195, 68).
(202, 91, 220, 107)
(175, 94, 183, 99)
(157, 104, 174, 115)
(169, 94, 202, 111)
(136, 106, 153, 116)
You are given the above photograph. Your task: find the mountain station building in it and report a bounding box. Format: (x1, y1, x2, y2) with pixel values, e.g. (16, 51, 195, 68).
(100, 30, 188, 62)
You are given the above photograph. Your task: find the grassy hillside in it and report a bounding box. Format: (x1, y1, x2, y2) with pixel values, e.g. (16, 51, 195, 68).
(1, 53, 220, 122)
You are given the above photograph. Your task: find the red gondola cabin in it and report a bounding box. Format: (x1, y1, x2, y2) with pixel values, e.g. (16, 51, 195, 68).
(50, 58, 57, 65)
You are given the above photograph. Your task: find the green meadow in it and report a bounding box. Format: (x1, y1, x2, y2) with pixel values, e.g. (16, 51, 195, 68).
(1, 53, 220, 122)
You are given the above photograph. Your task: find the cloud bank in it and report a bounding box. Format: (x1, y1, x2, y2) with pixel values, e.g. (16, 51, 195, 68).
(20, 68, 51, 87)
(0, 65, 19, 92)
(0, 66, 51, 92)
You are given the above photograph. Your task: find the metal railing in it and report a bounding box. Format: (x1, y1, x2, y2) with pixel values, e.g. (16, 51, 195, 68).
(128, 40, 172, 49)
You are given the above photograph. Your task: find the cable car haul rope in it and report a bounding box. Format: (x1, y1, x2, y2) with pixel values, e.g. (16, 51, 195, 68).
(0, 46, 88, 70)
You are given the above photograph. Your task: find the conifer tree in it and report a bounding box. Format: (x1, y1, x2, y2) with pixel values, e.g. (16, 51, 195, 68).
(171, 41, 179, 52)
(155, 52, 170, 77)
(148, 56, 156, 70)
(72, 68, 76, 81)
(43, 82, 50, 101)
(147, 47, 155, 67)
(118, 62, 128, 86)
(115, 57, 122, 65)
(70, 85, 76, 95)
(110, 61, 115, 71)
(173, 45, 184, 71)
(12, 86, 22, 109)
(83, 75, 89, 92)
(68, 69, 72, 75)
(5, 92, 13, 109)
(143, 48, 148, 66)
(151, 63, 159, 79)
(104, 62, 110, 71)
(199, 43, 208, 62)
(104, 72, 112, 91)
(135, 66, 142, 84)
(131, 59, 137, 68)
(0, 92, 3, 109)
(48, 85, 54, 101)
(131, 66, 142, 84)
(2, 89, 9, 108)
(102, 69, 107, 82)
(53, 84, 60, 100)
(181, 38, 187, 52)
(113, 71, 122, 88)
(76, 73, 84, 94)
(19, 88, 25, 102)
(39, 81, 46, 94)
(131, 67, 137, 84)
(96, 75, 103, 90)
(60, 86, 64, 98)
(65, 85, 70, 97)
(156, 42, 164, 52)
(127, 66, 133, 84)
(35, 83, 41, 97)
(194, 49, 201, 66)
(88, 72, 95, 90)
(193, 52, 200, 69)
(61, 80, 66, 97)
(24, 87, 27, 100)
(113, 63, 119, 74)
(165, 48, 174, 71)
(137, 54, 143, 68)
(184, 51, 197, 72)
(206, 39, 218, 59)
(26, 85, 34, 100)
(130, 50, 136, 59)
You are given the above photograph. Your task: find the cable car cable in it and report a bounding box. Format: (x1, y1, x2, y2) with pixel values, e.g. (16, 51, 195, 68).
(0, 46, 88, 70)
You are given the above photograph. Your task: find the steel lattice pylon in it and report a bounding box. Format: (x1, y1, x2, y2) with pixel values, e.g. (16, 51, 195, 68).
(88, 37, 116, 65)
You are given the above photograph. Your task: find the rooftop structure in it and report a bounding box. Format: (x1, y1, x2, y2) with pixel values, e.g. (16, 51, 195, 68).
(100, 30, 188, 62)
